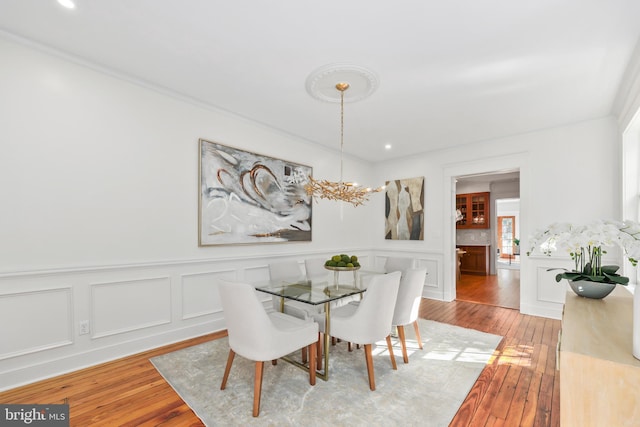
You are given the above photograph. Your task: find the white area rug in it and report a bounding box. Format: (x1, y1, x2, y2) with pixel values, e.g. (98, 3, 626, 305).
(151, 319, 502, 427)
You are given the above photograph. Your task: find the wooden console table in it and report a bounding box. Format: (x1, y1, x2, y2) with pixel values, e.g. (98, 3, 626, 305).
(560, 286, 640, 426)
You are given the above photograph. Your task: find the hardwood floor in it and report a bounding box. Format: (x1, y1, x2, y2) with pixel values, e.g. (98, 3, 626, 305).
(457, 268, 521, 310)
(424, 299, 560, 426)
(0, 299, 560, 426)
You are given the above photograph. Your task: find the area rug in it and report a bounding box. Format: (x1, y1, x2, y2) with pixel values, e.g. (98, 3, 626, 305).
(151, 319, 502, 427)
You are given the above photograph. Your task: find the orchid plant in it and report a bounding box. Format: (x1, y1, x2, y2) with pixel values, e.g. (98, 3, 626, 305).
(527, 219, 640, 285)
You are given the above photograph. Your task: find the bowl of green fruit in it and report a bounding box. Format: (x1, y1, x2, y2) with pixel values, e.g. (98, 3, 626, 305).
(324, 254, 361, 271)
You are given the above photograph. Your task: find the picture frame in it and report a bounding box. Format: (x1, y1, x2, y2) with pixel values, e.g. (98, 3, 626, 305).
(198, 139, 312, 246)
(385, 176, 424, 240)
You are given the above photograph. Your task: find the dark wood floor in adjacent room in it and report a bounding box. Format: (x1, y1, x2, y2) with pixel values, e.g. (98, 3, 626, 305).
(0, 297, 560, 426)
(456, 267, 521, 310)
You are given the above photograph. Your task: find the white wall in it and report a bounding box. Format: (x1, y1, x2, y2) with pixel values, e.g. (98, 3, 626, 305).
(620, 41, 640, 283)
(372, 117, 621, 318)
(0, 37, 380, 271)
(0, 36, 382, 390)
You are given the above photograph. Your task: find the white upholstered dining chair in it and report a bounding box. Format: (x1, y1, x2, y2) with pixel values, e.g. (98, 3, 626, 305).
(384, 256, 414, 273)
(391, 268, 427, 363)
(304, 257, 329, 281)
(313, 271, 402, 390)
(358, 256, 415, 290)
(269, 260, 322, 364)
(269, 260, 322, 319)
(218, 281, 318, 417)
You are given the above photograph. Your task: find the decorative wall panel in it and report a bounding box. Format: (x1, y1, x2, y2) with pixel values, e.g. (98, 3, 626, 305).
(536, 266, 567, 303)
(91, 277, 171, 338)
(0, 288, 72, 360)
(181, 270, 235, 319)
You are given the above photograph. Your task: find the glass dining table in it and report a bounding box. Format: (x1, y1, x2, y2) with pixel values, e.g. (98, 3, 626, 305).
(254, 276, 365, 381)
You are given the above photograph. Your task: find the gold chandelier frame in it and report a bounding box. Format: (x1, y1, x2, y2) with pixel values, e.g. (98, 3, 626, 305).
(305, 82, 383, 206)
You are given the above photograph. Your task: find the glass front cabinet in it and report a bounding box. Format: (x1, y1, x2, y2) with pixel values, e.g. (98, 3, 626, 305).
(456, 192, 490, 229)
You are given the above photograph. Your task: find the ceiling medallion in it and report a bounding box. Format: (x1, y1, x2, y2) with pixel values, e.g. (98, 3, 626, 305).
(304, 78, 384, 207)
(305, 64, 379, 103)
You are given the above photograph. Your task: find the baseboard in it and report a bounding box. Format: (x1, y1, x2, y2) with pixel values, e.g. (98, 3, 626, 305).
(520, 302, 563, 320)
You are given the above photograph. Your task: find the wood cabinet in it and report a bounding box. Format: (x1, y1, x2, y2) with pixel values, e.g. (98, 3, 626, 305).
(560, 287, 640, 426)
(456, 245, 490, 275)
(456, 192, 490, 229)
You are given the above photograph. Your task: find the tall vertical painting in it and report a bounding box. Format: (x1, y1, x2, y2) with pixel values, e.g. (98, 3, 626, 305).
(199, 139, 312, 246)
(385, 176, 424, 240)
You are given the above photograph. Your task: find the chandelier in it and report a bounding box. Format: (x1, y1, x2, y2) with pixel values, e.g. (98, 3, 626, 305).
(305, 82, 383, 206)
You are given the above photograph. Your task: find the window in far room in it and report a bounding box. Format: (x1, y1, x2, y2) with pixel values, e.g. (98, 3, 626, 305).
(498, 216, 516, 259)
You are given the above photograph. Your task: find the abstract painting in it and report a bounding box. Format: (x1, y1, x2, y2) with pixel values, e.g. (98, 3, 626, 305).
(198, 139, 312, 246)
(385, 176, 424, 240)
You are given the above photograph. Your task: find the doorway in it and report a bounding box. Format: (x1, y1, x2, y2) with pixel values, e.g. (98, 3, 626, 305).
(455, 173, 520, 310)
(496, 198, 520, 270)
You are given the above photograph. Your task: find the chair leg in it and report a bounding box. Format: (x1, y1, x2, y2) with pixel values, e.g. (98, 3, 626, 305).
(302, 346, 308, 364)
(309, 342, 316, 386)
(220, 349, 235, 390)
(253, 361, 264, 417)
(271, 360, 277, 365)
(316, 333, 323, 371)
(397, 325, 409, 363)
(386, 335, 398, 370)
(348, 342, 353, 352)
(413, 320, 423, 350)
(364, 344, 376, 391)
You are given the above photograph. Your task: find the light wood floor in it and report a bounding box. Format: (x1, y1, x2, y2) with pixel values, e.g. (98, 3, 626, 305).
(0, 298, 559, 426)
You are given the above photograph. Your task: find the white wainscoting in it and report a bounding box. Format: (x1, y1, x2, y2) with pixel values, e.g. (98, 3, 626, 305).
(181, 269, 235, 320)
(417, 257, 440, 299)
(91, 276, 172, 339)
(536, 266, 567, 304)
(0, 248, 446, 391)
(519, 257, 570, 320)
(0, 259, 241, 391)
(0, 288, 73, 360)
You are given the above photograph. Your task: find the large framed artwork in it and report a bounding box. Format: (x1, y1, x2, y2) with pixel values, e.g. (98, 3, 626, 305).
(385, 176, 424, 240)
(198, 139, 312, 246)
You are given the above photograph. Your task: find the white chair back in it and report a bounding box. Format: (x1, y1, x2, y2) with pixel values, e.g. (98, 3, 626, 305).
(269, 260, 319, 318)
(218, 280, 319, 416)
(269, 260, 303, 281)
(392, 268, 427, 326)
(332, 271, 402, 344)
(218, 281, 275, 360)
(384, 257, 414, 273)
(304, 258, 327, 280)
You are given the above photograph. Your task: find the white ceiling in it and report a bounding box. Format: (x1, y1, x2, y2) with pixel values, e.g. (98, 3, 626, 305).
(1, 1, 639, 162)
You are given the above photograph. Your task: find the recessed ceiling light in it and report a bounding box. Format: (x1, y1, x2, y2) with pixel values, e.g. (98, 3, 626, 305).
(57, 0, 76, 9)
(384, 144, 392, 150)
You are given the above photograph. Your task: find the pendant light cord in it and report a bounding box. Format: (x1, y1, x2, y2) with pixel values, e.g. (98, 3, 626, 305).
(340, 87, 344, 189)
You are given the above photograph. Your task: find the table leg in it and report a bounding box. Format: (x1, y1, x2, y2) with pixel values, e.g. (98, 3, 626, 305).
(323, 301, 331, 380)
(277, 301, 330, 381)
